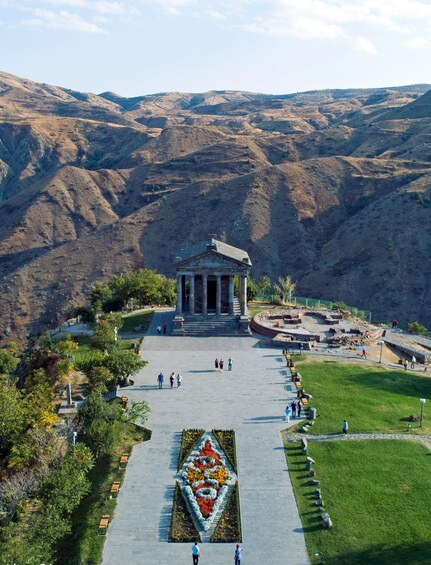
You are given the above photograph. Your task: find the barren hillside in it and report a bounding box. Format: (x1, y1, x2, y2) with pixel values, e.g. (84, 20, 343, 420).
(1, 71, 431, 341)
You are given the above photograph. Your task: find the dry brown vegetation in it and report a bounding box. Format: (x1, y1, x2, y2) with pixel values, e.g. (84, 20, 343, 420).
(1, 71, 431, 341)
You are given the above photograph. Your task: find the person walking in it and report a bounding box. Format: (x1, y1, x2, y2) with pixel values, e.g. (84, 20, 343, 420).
(234, 543, 242, 565)
(157, 324, 162, 335)
(291, 400, 297, 418)
(403, 359, 408, 371)
(169, 372, 175, 389)
(285, 405, 291, 423)
(228, 356, 233, 371)
(342, 420, 348, 434)
(163, 322, 167, 335)
(157, 372, 164, 389)
(191, 542, 200, 564)
(411, 355, 416, 370)
(297, 402, 301, 418)
(177, 373, 183, 388)
(219, 358, 224, 372)
(361, 347, 367, 358)
(215, 358, 219, 370)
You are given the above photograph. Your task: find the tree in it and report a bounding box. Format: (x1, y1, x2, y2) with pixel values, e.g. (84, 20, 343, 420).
(408, 321, 430, 337)
(72, 306, 96, 324)
(274, 275, 296, 304)
(90, 320, 117, 352)
(89, 281, 112, 312)
(0, 349, 20, 376)
(126, 400, 150, 427)
(104, 350, 147, 385)
(255, 275, 272, 298)
(78, 392, 122, 457)
(85, 365, 113, 393)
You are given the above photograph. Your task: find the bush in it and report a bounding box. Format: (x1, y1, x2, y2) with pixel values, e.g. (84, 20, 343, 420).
(72, 306, 95, 324)
(102, 298, 126, 313)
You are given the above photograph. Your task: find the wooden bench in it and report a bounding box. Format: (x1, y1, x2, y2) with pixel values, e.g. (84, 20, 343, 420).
(301, 398, 309, 407)
(99, 515, 110, 535)
(110, 481, 121, 498)
(119, 453, 129, 469)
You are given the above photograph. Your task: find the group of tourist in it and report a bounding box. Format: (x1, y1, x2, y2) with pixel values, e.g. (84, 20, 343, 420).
(157, 371, 182, 388)
(192, 542, 242, 564)
(284, 400, 302, 422)
(214, 357, 233, 371)
(156, 323, 168, 335)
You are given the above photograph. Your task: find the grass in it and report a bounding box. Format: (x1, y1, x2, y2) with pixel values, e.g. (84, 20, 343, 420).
(120, 310, 154, 333)
(57, 425, 151, 565)
(71, 335, 139, 364)
(295, 361, 431, 434)
(285, 439, 431, 564)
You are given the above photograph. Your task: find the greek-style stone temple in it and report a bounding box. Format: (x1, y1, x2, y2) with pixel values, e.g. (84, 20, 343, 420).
(172, 239, 252, 336)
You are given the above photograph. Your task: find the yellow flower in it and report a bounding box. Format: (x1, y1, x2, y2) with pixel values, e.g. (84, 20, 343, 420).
(209, 466, 229, 485)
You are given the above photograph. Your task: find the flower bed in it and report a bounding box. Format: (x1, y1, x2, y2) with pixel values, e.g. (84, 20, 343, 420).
(181, 434, 236, 531)
(171, 430, 242, 541)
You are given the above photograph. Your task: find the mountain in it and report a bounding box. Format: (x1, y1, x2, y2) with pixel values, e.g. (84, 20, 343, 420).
(1, 71, 431, 341)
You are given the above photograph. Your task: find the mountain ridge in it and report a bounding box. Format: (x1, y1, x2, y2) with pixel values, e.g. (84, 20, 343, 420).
(1, 71, 431, 341)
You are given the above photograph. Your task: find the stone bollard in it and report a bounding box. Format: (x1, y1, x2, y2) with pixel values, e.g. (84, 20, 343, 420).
(309, 407, 317, 420)
(322, 513, 333, 528)
(308, 470, 315, 477)
(315, 499, 324, 507)
(307, 457, 315, 464)
(310, 479, 320, 485)
(301, 438, 308, 455)
(314, 489, 321, 499)
(306, 460, 312, 471)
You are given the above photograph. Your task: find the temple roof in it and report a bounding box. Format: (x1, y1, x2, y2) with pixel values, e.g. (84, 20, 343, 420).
(175, 239, 252, 266)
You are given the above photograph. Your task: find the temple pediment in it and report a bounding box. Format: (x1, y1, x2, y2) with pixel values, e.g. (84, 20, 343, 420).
(177, 251, 249, 272)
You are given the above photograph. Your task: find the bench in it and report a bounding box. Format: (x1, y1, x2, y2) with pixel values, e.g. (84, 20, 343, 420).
(301, 398, 309, 407)
(99, 515, 110, 535)
(119, 454, 129, 469)
(110, 481, 121, 498)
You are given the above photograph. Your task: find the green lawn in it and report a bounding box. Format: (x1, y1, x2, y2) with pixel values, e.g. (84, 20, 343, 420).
(72, 335, 139, 364)
(296, 361, 431, 434)
(285, 439, 431, 565)
(120, 310, 154, 333)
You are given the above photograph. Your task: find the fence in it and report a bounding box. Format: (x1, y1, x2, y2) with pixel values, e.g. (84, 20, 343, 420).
(256, 294, 372, 322)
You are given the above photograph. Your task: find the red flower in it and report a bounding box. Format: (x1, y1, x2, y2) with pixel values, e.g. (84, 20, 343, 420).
(197, 497, 215, 518)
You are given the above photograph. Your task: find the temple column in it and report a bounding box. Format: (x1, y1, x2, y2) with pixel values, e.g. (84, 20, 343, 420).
(189, 275, 195, 315)
(229, 275, 234, 315)
(176, 274, 183, 315)
(240, 274, 247, 316)
(202, 274, 208, 316)
(216, 274, 222, 316)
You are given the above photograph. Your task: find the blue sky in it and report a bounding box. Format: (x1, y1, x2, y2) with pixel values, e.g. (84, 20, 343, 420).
(1, 0, 431, 96)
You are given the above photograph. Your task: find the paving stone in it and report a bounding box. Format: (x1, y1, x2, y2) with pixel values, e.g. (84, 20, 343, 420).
(102, 310, 309, 565)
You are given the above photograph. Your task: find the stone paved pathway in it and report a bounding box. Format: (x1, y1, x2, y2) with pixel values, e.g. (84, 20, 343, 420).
(102, 311, 309, 565)
(283, 432, 431, 446)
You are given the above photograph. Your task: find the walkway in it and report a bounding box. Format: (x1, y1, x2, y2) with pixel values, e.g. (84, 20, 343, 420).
(102, 310, 309, 565)
(284, 432, 431, 451)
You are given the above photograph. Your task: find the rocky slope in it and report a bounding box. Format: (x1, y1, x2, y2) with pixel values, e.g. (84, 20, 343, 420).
(0, 71, 431, 341)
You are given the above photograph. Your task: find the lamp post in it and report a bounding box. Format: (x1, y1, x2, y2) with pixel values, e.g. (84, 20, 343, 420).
(114, 326, 118, 347)
(379, 340, 385, 363)
(420, 398, 426, 428)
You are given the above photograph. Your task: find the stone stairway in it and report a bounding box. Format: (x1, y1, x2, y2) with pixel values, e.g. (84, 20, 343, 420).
(181, 316, 244, 337)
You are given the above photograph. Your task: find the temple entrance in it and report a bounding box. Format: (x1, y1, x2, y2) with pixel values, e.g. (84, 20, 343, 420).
(207, 279, 217, 312)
